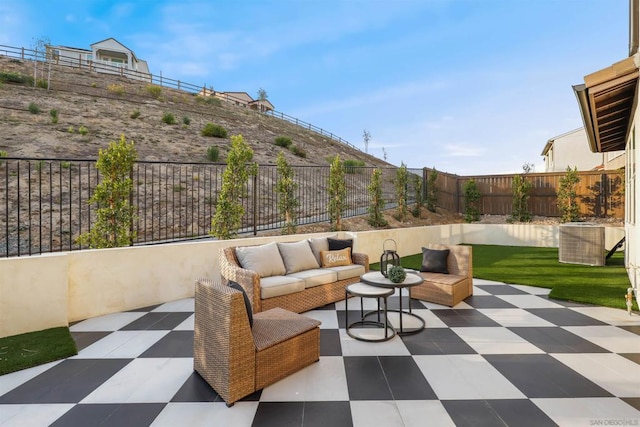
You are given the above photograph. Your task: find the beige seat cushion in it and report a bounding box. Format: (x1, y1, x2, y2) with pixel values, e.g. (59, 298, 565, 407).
(252, 307, 321, 351)
(259, 275, 305, 299)
(418, 272, 466, 286)
(277, 241, 320, 274)
(288, 269, 338, 289)
(325, 264, 366, 281)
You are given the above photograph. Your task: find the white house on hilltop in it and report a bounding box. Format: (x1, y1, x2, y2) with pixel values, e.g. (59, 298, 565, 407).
(47, 37, 150, 81)
(541, 127, 625, 172)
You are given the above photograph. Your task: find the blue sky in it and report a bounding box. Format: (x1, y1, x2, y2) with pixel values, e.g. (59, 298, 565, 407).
(0, 0, 629, 175)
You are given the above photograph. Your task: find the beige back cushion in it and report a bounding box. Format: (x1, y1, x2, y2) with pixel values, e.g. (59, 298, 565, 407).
(308, 235, 337, 265)
(277, 240, 320, 274)
(235, 242, 286, 277)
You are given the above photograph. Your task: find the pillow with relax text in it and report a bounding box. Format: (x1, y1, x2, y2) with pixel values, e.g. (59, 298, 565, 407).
(320, 248, 352, 268)
(420, 248, 450, 274)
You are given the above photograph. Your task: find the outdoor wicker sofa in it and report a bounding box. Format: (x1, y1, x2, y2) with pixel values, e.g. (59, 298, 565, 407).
(194, 278, 321, 406)
(219, 237, 369, 313)
(412, 243, 473, 307)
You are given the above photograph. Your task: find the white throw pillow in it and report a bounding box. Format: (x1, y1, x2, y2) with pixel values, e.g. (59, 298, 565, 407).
(235, 242, 286, 277)
(277, 240, 320, 274)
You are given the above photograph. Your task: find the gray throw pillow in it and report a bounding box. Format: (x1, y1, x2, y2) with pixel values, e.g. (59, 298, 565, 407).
(277, 240, 320, 274)
(420, 248, 450, 274)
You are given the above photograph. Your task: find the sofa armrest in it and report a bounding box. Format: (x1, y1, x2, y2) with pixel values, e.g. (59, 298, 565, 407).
(352, 252, 370, 272)
(219, 247, 263, 312)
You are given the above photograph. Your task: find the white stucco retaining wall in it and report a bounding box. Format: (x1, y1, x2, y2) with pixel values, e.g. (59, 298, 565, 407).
(0, 224, 625, 338)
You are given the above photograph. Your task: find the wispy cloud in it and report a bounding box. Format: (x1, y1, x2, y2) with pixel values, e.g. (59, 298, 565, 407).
(443, 143, 486, 157)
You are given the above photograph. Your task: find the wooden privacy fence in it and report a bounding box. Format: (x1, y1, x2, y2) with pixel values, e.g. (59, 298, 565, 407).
(429, 169, 624, 218)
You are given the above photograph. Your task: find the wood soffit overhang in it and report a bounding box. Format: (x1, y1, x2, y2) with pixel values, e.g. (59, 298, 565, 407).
(575, 56, 639, 153)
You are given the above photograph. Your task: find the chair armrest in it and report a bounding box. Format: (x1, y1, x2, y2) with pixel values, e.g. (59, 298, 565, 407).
(352, 252, 370, 272)
(219, 247, 263, 312)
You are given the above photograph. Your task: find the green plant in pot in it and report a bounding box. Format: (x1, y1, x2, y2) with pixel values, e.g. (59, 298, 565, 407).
(388, 265, 407, 283)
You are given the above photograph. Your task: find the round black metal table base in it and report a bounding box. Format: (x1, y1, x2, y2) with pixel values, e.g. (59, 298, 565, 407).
(366, 309, 425, 336)
(346, 320, 396, 342)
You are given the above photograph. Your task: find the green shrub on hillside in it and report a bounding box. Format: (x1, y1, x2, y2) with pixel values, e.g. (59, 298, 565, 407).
(145, 84, 162, 98)
(107, 83, 125, 96)
(0, 71, 33, 86)
(274, 136, 292, 148)
(28, 102, 40, 114)
(201, 123, 228, 138)
(0, 150, 7, 164)
(207, 146, 220, 162)
(344, 159, 365, 173)
(36, 79, 48, 89)
(50, 109, 58, 124)
(196, 95, 222, 106)
(162, 112, 177, 125)
(130, 110, 140, 119)
(291, 145, 306, 158)
(78, 125, 88, 136)
(182, 116, 191, 126)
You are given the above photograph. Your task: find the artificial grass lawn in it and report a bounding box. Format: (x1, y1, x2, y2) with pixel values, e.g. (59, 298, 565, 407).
(379, 244, 636, 311)
(0, 327, 77, 376)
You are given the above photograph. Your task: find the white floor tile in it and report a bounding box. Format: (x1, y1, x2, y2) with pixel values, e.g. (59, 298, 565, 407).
(303, 309, 339, 329)
(478, 308, 555, 327)
(418, 300, 473, 310)
(0, 404, 74, 427)
(552, 353, 640, 397)
(532, 397, 640, 427)
(413, 354, 526, 400)
(0, 360, 63, 397)
(510, 284, 552, 295)
(350, 401, 404, 427)
(173, 314, 194, 331)
(570, 306, 640, 326)
(151, 402, 259, 427)
(71, 331, 169, 358)
(471, 286, 492, 296)
(152, 298, 195, 312)
(497, 294, 563, 308)
(69, 312, 146, 332)
(473, 279, 506, 286)
(452, 327, 545, 354)
(339, 329, 410, 356)
(80, 358, 193, 403)
(260, 356, 348, 401)
(562, 325, 640, 353)
(396, 400, 456, 427)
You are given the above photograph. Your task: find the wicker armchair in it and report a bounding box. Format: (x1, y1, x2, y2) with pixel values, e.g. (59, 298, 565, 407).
(412, 244, 473, 307)
(194, 278, 321, 406)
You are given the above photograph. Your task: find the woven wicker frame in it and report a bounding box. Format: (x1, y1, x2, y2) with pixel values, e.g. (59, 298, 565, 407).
(220, 246, 369, 313)
(411, 244, 473, 307)
(194, 278, 321, 406)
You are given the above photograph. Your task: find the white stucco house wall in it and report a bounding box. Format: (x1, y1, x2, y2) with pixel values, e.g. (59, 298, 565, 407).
(574, 0, 640, 307)
(541, 127, 625, 172)
(48, 37, 150, 81)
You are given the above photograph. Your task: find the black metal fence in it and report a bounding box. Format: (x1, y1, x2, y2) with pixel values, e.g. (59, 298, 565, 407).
(0, 158, 418, 257)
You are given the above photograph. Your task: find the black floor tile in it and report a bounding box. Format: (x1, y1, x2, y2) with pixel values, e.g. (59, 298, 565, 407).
(139, 331, 194, 357)
(127, 304, 162, 312)
(621, 353, 640, 365)
(509, 327, 609, 353)
(386, 295, 425, 310)
(49, 403, 166, 427)
(401, 328, 476, 355)
(379, 356, 436, 400)
(71, 331, 112, 352)
(171, 372, 222, 402)
(320, 329, 342, 356)
(344, 356, 393, 400)
(119, 312, 192, 330)
(526, 308, 607, 326)
(475, 284, 528, 295)
(619, 325, 640, 335)
(431, 309, 501, 327)
(315, 302, 337, 311)
(0, 359, 131, 404)
(252, 402, 303, 427)
(443, 399, 556, 427)
(464, 295, 517, 309)
(622, 397, 640, 411)
(484, 354, 613, 398)
(302, 401, 352, 427)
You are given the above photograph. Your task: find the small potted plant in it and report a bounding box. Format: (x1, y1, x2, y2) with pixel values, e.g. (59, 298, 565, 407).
(388, 265, 407, 284)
